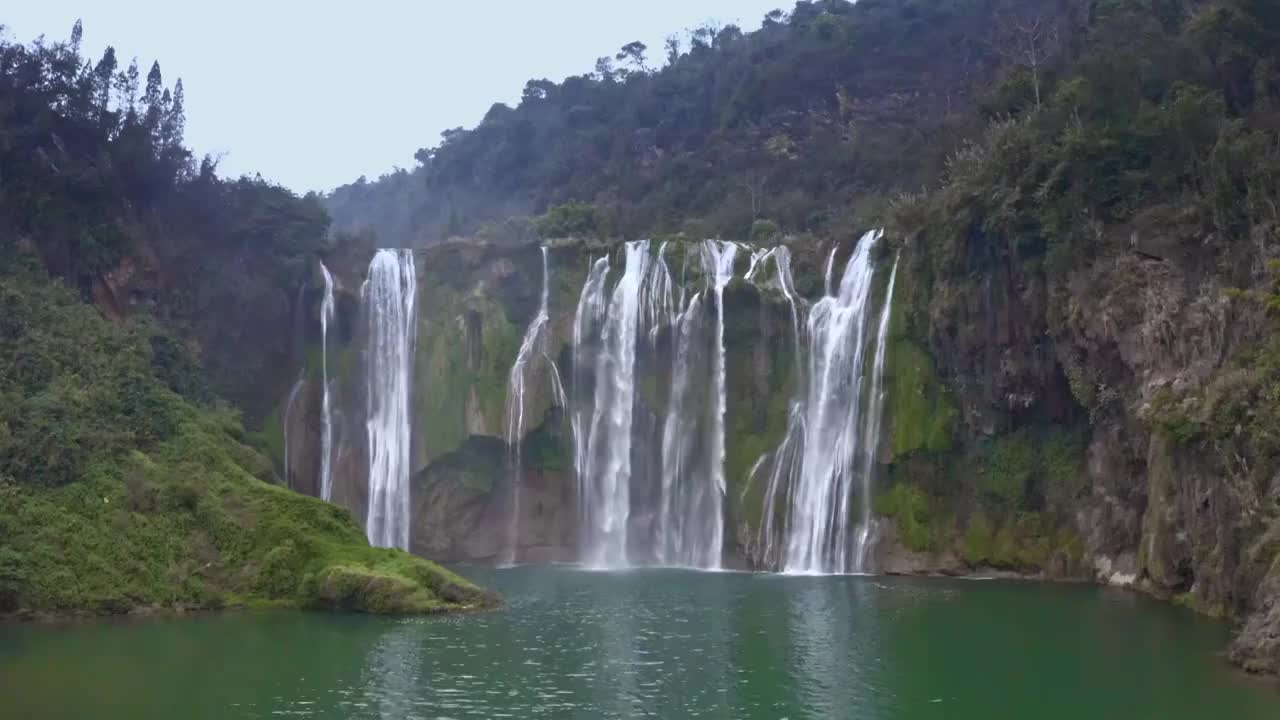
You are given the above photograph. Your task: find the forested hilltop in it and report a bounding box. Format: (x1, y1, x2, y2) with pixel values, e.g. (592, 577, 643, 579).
(327, 0, 1069, 245)
(0, 22, 494, 616)
(325, 0, 1280, 676)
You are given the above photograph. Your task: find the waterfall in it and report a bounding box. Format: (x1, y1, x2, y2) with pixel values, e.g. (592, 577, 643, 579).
(319, 261, 337, 502)
(502, 247, 566, 566)
(363, 249, 418, 551)
(571, 256, 611, 554)
(745, 246, 806, 568)
(642, 241, 677, 345)
(652, 240, 739, 568)
(852, 254, 898, 571)
(745, 245, 804, 380)
(559, 233, 891, 573)
(657, 291, 704, 566)
(579, 241, 651, 568)
(773, 229, 890, 574)
(702, 240, 737, 568)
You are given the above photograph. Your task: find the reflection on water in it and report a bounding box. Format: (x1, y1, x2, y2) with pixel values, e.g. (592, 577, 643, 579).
(1, 567, 1277, 719)
(366, 622, 422, 718)
(785, 577, 877, 716)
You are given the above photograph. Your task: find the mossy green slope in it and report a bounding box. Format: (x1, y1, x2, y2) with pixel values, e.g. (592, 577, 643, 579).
(0, 262, 495, 616)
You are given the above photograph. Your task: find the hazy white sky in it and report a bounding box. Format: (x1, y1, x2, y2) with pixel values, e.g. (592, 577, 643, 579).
(6, 2, 785, 193)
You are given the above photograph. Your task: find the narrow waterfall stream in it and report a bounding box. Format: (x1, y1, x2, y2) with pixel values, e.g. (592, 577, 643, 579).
(363, 249, 418, 550)
(701, 240, 737, 569)
(570, 256, 612, 556)
(319, 261, 337, 502)
(502, 247, 566, 566)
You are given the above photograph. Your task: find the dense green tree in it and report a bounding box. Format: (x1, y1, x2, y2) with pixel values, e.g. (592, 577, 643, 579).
(0, 22, 328, 422)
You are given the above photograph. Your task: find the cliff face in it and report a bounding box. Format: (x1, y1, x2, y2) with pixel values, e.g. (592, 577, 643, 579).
(281, 240, 581, 562)
(887, 197, 1280, 674)
(284, 237, 814, 564)
(1056, 250, 1280, 673)
(274, 225, 1278, 672)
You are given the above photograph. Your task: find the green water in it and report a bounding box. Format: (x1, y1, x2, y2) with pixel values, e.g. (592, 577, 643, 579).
(1, 567, 1276, 719)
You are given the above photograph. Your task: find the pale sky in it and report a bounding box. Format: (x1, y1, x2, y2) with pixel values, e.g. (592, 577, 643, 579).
(5, 1, 785, 193)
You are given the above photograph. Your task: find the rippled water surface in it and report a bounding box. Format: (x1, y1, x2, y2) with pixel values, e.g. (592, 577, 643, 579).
(2, 567, 1277, 718)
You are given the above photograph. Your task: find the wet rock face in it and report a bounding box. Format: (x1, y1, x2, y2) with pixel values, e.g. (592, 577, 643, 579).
(1081, 425, 1145, 566)
(925, 236, 1066, 435)
(409, 436, 577, 563)
(1051, 255, 1275, 620)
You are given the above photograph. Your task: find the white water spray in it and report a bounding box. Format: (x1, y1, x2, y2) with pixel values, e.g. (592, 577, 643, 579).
(777, 229, 890, 574)
(702, 239, 737, 568)
(852, 254, 898, 571)
(571, 256, 611, 550)
(657, 291, 704, 565)
(579, 241, 650, 568)
(319, 261, 337, 502)
(363, 249, 417, 550)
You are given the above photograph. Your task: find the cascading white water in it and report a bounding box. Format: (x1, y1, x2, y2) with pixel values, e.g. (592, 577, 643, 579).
(703, 239, 737, 568)
(780, 229, 888, 574)
(650, 240, 739, 569)
(319, 261, 337, 502)
(363, 249, 417, 550)
(745, 246, 803, 362)
(851, 254, 898, 571)
(562, 234, 891, 573)
(657, 291, 704, 566)
(642, 241, 677, 345)
(580, 241, 651, 568)
(502, 247, 566, 566)
(571, 256, 611, 551)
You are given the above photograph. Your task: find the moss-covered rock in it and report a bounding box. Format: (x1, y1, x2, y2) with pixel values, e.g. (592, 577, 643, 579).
(886, 338, 957, 459)
(415, 240, 587, 467)
(875, 484, 943, 553)
(0, 266, 494, 617)
(0, 414, 496, 616)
